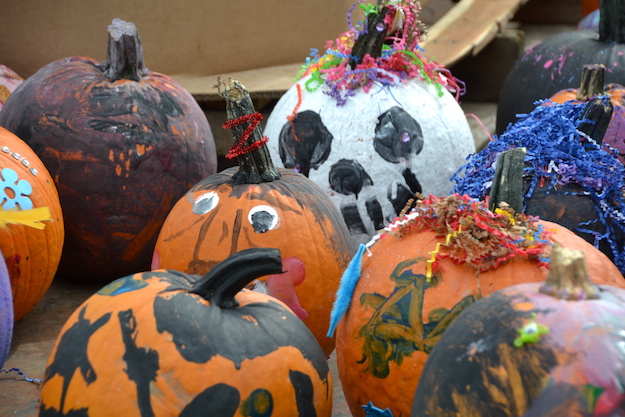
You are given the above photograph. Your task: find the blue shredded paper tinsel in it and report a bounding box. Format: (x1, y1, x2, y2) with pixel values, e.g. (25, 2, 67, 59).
(452, 98, 625, 273)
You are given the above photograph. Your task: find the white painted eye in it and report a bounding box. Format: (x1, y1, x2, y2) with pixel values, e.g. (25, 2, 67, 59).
(192, 191, 219, 215)
(248, 205, 280, 233)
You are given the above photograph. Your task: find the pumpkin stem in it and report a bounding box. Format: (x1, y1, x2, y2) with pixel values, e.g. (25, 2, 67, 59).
(599, 0, 625, 44)
(101, 19, 148, 82)
(217, 78, 281, 184)
(539, 244, 600, 300)
(348, 1, 392, 69)
(575, 64, 606, 101)
(190, 248, 283, 309)
(488, 147, 526, 214)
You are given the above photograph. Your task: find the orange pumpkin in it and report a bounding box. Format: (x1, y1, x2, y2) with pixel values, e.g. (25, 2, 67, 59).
(39, 248, 333, 417)
(153, 79, 353, 356)
(0, 127, 64, 322)
(332, 194, 625, 417)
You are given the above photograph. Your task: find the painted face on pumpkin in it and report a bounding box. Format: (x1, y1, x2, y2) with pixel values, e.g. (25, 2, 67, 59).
(265, 79, 475, 247)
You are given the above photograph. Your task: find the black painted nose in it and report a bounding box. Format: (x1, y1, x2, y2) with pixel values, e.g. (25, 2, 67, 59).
(374, 106, 424, 163)
(328, 159, 372, 198)
(278, 110, 333, 177)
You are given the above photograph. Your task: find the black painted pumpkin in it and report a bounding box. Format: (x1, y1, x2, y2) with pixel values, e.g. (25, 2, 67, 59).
(496, 0, 625, 134)
(454, 95, 625, 273)
(154, 78, 353, 357)
(0, 19, 217, 282)
(411, 244, 625, 417)
(38, 248, 333, 416)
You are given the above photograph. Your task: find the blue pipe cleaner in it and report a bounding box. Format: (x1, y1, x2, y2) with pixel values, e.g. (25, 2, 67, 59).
(327, 243, 366, 337)
(452, 98, 625, 273)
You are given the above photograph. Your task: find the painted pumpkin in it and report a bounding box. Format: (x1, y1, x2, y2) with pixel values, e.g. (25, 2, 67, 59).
(153, 78, 353, 357)
(39, 248, 333, 417)
(453, 96, 625, 273)
(0, 127, 64, 322)
(0, 19, 217, 282)
(548, 63, 625, 164)
(411, 244, 625, 417)
(496, 0, 625, 134)
(0, 65, 23, 111)
(330, 193, 625, 417)
(0, 251, 12, 368)
(263, 0, 475, 247)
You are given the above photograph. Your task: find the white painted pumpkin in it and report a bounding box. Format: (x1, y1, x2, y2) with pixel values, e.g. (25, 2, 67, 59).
(265, 75, 474, 247)
(264, 1, 475, 248)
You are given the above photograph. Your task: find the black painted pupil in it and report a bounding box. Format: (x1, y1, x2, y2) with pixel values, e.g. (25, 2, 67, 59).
(250, 211, 274, 233)
(374, 106, 424, 163)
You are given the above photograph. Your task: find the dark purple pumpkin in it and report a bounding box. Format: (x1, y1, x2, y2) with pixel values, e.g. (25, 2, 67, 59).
(0, 251, 12, 368)
(0, 19, 217, 282)
(411, 244, 625, 417)
(496, 0, 625, 134)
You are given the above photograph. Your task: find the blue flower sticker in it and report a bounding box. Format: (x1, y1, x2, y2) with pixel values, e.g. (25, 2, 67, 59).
(0, 168, 33, 210)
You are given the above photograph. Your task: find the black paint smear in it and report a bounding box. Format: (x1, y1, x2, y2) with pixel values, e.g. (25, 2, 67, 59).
(341, 204, 368, 235)
(278, 110, 333, 177)
(412, 291, 561, 417)
(328, 159, 373, 197)
(153, 293, 330, 382)
(179, 383, 240, 417)
(402, 168, 422, 194)
(43, 306, 111, 414)
(250, 209, 275, 233)
(388, 182, 414, 216)
(290, 370, 317, 417)
(365, 199, 385, 231)
(39, 405, 90, 417)
(118, 309, 160, 417)
(374, 106, 424, 163)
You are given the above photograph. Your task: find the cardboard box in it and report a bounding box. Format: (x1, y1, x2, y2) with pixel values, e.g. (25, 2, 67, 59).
(1, 0, 354, 98)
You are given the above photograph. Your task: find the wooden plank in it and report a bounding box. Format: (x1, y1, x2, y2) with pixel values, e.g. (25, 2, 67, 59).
(420, 0, 530, 66)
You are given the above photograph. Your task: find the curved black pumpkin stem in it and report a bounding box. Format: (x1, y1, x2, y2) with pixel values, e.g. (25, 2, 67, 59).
(217, 78, 281, 184)
(575, 64, 614, 145)
(348, 1, 392, 69)
(488, 147, 526, 214)
(599, 0, 625, 44)
(190, 248, 283, 309)
(539, 244, 600, 300)
(102, 18, 148, 82)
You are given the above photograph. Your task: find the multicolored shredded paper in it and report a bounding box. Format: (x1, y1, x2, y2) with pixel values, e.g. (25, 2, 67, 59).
(371, 194, 553, 277)
(296, 0, 464, 105)
(452, 98, 625, 273)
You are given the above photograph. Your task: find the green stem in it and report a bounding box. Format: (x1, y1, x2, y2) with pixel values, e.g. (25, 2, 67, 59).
(599, 0, 625, 43)
(190, 248, 283, 309)
(539, 244, 600, 300)
(102, 18, 148, 82)
(217, 78, 281, 184)
(488, 147, 526, 214)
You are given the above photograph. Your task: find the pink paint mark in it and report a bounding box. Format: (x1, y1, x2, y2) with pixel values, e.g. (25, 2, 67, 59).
(614, 62, 619, 67)
(266, 256, 308, 320)
(619, 52, 624, 56)
(534, 54, 542, 62)
(151, 249, 161, 270)
(543, 59, 554, 69)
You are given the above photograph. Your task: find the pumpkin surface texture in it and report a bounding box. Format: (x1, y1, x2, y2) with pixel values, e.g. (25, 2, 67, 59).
(0, 19, 217, 282)
(153, 78, 353, 357)
(263, 0, 474, 248)
(0, 252, 12, 368)
(411, 244, 625, 417)
(38, 248, 333, 417)
(330, 193, 625, 417)
(496, 0, 625, 134)
(453, 92, 625, 273)
(0, 127, 64, 322)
